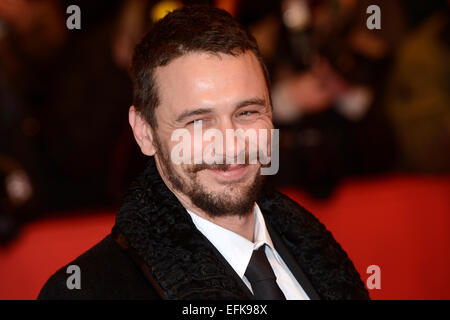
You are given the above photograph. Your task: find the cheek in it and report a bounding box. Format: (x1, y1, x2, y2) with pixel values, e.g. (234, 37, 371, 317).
(171, 163, 200, 187)
(167, 126, 206, 165)
(259, 118, 275, 156)
(240, 120, 274, 155)
(191, 170, 218, 188)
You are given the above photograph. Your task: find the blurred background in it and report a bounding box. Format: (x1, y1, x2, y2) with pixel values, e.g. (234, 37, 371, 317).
(0, 0, 449, 299)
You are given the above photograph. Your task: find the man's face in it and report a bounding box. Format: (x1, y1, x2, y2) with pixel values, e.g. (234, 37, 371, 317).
(152, 51, 273, 217)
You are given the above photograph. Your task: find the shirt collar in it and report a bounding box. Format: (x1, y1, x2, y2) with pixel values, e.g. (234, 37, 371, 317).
(186, 203, 277, 279)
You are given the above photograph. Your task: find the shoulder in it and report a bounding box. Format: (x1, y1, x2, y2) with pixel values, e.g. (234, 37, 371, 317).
(260, 188, 370, 300)
(38, 234, 159, 300)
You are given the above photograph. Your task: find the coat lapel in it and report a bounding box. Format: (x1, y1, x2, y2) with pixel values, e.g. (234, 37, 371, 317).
(266, 222, 321, 300)
(114, 158, 253, 300)
(113, 157, 369, 300)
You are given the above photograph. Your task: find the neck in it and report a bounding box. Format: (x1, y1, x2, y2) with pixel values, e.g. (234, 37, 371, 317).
(188, 205, 255, 242)
(170, 188, 255, 242)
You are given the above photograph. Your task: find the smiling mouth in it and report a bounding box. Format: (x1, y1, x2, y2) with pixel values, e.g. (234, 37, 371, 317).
(206, 164, 249, 182)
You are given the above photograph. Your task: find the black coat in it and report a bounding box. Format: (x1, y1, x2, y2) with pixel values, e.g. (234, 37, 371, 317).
(38, 158, 369, 300)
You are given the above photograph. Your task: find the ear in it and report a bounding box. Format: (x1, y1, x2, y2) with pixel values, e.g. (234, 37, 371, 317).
(129, 106, 157, 156)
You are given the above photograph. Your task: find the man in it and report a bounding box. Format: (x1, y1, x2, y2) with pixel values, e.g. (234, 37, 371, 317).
(38, 6, 369, 300)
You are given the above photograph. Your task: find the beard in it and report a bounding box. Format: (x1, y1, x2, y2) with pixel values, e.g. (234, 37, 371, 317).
(153, 134, 265, 218)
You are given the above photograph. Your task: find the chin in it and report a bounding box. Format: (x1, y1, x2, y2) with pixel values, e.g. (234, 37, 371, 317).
(205, 176, 258, 199)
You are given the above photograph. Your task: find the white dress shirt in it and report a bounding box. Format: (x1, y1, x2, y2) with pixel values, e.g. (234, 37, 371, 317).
(186, 203, 310, 300)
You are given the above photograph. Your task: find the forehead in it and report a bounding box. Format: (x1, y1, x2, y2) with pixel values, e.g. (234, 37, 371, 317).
(154, 51, 268, 119)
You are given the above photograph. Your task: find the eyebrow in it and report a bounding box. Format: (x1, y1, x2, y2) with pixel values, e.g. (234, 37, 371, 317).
(175, 97, 268, 123)
(175, 108, 213, 123)
(236, 97, 267, 109)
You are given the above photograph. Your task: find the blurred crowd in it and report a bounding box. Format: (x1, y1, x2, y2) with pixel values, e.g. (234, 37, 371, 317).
(1, 0, 449, 244)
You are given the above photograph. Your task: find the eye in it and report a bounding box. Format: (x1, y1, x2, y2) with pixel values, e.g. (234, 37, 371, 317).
(237, 110, 259, 117)
(186, 119, 203, 126)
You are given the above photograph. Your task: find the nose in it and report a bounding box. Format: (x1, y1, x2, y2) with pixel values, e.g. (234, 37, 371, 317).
(217, 117, 245, 164)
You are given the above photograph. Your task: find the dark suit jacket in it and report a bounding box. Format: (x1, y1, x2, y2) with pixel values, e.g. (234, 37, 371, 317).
(38, 158, 369, 300)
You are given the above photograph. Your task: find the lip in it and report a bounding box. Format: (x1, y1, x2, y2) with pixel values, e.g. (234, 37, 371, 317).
(206, 164, 249, 182)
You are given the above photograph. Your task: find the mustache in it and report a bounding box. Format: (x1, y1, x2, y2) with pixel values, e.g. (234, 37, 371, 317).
(185, 149, 269, 174)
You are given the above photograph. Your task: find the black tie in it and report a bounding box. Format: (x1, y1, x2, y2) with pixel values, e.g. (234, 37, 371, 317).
(244, 244, 286, 300)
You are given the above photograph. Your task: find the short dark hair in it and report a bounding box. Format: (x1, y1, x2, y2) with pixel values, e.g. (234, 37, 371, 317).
(130, 5, 270, 128)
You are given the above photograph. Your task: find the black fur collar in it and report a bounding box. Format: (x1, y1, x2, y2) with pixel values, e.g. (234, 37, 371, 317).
(113, 158, 369, 300)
